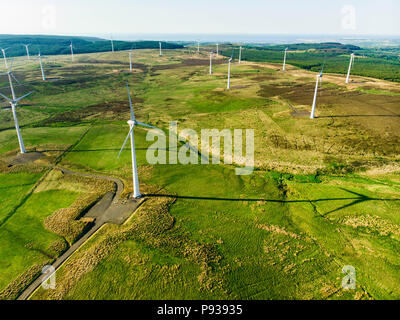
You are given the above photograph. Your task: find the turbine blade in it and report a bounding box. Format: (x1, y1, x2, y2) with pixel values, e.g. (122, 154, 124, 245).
(15, 91, 34, 102)
(117, 126, 134, 159)
(0, 92, 12, 103)
(135, 121, 157, 129)
(126, 83, 135, 121)
(11, 73, 20, 85)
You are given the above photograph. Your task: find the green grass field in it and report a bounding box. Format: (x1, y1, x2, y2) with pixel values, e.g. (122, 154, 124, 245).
(0, 48, 400, 300)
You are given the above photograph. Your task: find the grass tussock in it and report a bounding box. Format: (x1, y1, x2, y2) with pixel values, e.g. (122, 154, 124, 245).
(0, 159, 46, 174)
(43, 170, 115, 244)
(0, 263, 49, 300)
(341, 215, 400, 237)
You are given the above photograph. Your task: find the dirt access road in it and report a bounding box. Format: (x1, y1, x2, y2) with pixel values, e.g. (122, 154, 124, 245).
(17, 167, 143, 300)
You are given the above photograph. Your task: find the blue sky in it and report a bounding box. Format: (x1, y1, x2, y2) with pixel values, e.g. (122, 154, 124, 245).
(0, 0, 399, 36)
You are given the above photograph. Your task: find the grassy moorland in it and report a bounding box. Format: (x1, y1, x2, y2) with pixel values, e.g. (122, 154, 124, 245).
(220, 43, 400, 82)
(0, 47, 399, 300)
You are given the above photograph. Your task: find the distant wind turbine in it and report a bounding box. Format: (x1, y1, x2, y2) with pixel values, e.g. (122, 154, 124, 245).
(111, 36, 114, 53)
(216, 43, 219, 55)
(310, 65, 324, 119)
(346, 53, 355, 84)
(38, 50, 46, 81)
(209, 51, 213, 75)
(227, 51, 233, 89)
(129, 49, 133, 72)
(283, 47, 288, 71)
(159, 42, 162, 56)
(118, 83, 158, 198)
(238, 46, 242, 64)
(23, 44, 31, 60)
(69, 42, 74, 61)
(0, 62, 33, 153)
(1, 48, 10, 69)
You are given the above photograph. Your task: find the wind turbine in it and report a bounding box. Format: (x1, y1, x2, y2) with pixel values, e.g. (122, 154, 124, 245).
(38, 50, 46, 81)
(23, 44, 31, 60)
(0, 62, 33, 153)
(69, 42, 74, 61)
(346, 53, 355, 84)
(129, 49, 133, 72)
(209, 51, 213, 75)
(118, 83, 157, 199)
(238, 46, 242, 64)
(111, 36, 114, 53)
(310, 66, 324, 119)
(216, 43, 219, 55)
(1, 48, 10, 69)
(159, 42, 162, 56)
(283, 47, 288, 71)
(227, 51, 233, 89)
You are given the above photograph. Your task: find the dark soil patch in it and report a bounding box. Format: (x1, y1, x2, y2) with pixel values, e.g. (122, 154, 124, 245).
(152, 59, 226, 71)
(251, 75, 277, 82)
(231, 85, 250, 90)
(291, 111, 310, 118)
(41, 99, 145, 124)
(258, 84, 298, 98)
(10, 152, 44, 165)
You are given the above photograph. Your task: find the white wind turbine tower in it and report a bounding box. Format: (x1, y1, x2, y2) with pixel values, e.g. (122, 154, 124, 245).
(209, 51, 213, 75)
(38, 50, 46, 81)
(227, 51, 233, 89)
(159, 42, 162, 56)
(69, 42, 74, 61)
(111, 36, 114, 53)
(0, 62, 33, 153)
(346, 53, 355, 84)
(118, 83, 158, 199)
(216, 43, 219, 55)
(1, 48, 10, 69)
(282, 47, 288, 71)
(310, 66, 324, 119)
(23, 44, 31, 60)
(129, 49, 133, 72)
(238, 46, 242, 64)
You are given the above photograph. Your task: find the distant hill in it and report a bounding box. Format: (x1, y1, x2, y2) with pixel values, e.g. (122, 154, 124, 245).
(250, 42, 362, 54)
(0, 35, 184, 58)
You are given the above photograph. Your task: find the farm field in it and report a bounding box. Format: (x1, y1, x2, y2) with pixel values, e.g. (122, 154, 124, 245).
(0, 46, 399, 300)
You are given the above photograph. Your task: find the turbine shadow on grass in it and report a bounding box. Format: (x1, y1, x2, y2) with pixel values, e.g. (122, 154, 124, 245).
(319, 114, 400, 118)
(39, 148, 167, 153)
(144, 188, 400, 215)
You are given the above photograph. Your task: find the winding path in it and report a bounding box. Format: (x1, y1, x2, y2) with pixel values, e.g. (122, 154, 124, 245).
(17, 167, 143, 300)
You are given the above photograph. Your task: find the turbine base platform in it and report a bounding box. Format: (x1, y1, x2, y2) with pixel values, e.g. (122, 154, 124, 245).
(8, 151, 44, 165)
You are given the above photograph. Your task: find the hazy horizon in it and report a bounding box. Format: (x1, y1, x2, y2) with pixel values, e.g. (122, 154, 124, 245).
(1, 1, 399, 37)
